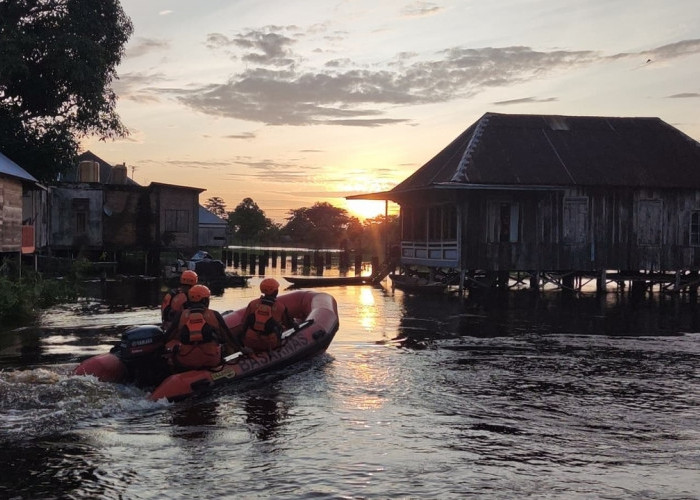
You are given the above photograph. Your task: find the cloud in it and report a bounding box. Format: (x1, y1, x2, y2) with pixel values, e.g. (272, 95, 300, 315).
(206, 26, 298, 67)
(228, 157, 320, 183)
(401, 1, 443, 18)
(667, 92, 700, 98)
(126, 37, 170, 58)
(222, 132, 257, 140)
(175, 44, 595, 125)
(113, 71, 169, 103)
(151, 27, 700, 127)
(642, 39, 700, 61)
(493, 96, 558, 105)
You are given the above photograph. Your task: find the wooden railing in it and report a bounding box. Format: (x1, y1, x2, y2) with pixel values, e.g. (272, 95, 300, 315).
(400, 240, 459, 267)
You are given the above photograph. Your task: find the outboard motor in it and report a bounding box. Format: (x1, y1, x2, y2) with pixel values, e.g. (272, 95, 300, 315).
(116, 325, 169, 387)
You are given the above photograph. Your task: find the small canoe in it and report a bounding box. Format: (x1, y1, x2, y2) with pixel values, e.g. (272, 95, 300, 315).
(74, 290, 339, 402)
(284, 275, 372, 287)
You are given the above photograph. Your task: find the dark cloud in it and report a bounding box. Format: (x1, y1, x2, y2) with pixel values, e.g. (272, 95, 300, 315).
(154, 28, 700, 127)
(127, 37, 170, 58)
(493, 96, 558, 105)
(175, 43, 595, 125)
(206, 26, 298, 67)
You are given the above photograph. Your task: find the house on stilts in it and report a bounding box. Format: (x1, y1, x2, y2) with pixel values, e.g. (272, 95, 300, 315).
(349, 112, 700, 294)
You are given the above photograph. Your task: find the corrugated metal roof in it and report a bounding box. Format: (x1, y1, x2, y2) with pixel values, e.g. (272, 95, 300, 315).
(391, 113, 700, 193)
(199, 205, 227, 226)
(0, 151, 38, 183)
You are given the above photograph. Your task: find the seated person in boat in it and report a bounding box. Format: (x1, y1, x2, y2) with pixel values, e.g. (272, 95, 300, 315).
(161, 270, 198, 329)
(164, 284, 235, 370)
(240, 278, 294, 354)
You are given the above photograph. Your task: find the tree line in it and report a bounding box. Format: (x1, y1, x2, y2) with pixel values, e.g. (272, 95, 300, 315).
(204, 196, 399, 253)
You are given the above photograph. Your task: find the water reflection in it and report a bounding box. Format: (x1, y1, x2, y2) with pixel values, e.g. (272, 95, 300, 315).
(171, 401, 220, 440)
(396, 289, 700, 342)
(244, 394, 288, 441)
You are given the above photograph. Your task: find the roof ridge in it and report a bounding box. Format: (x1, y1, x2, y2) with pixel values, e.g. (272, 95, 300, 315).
(450, 114, 490, 182)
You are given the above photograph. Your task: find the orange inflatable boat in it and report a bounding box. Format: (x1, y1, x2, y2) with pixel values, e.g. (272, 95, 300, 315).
(74, 290, 339, 402)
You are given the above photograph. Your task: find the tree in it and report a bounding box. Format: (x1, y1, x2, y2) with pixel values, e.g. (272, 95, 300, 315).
(227, 197, 276, 243)
(0, 0, 133, 181)
(204, 196, 227, 219)
(281, 202, 352, 248)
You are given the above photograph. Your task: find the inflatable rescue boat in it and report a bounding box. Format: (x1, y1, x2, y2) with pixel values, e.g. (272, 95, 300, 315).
(74, 290, 339, 401)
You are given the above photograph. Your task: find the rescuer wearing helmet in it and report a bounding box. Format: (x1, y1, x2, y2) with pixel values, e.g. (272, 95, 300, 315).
(161, 270, 198, 328)
(240, 278, 293, 353)
(163, 284, 235, 370)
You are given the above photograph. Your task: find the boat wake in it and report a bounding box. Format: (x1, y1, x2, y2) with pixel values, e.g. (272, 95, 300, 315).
(0, 366, 166, 441)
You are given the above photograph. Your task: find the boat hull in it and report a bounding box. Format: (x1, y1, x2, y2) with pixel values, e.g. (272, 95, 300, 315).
(284, 275, 371, 287)
(73, 290, 339, 402)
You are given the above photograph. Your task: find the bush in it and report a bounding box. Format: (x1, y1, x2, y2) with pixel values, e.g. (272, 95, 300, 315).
(0, 260, 80, 323)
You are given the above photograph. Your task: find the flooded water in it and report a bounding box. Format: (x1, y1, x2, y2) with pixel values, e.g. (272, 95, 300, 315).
(0, 271, 699, 499)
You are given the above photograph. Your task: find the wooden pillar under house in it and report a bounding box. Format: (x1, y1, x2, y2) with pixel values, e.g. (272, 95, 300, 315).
(248, 254, 256, 275)
(354, 254, 363, 275)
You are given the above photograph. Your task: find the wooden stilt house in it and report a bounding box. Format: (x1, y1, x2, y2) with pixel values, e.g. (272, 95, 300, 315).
(349, 112, 700, 292)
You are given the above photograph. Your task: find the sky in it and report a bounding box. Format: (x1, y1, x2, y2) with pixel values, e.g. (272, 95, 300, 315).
(81, 0, 700, 223)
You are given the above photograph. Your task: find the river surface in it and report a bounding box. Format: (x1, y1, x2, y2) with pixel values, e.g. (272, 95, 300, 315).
(0, 271, 698, 499)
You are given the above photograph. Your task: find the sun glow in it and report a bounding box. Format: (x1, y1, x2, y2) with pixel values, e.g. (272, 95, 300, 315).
(346, 199, 387, 220)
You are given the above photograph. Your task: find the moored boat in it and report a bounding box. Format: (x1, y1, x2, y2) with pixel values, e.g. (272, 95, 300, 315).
(74, 290, 339, 401)
(284, 275, 372, 287)
(389, 273, 447, 294)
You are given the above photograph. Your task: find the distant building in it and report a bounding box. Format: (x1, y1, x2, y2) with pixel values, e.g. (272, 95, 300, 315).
(350, 113, 700, 291)
(198, 206, 227, 247)
(0, 151, 46, 256)
(46, 152, 204, 273)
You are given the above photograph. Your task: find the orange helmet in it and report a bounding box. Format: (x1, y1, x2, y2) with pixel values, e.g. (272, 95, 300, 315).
(180, 270, 198, 286)
(188, 284, 211, 303)
(260, 278, 280, 296)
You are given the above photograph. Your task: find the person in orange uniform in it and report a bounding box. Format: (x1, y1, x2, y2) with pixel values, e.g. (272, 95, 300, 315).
(164, 284, 233, 370)
(161, 270, 198, 328)
(241, 278, 293, 354)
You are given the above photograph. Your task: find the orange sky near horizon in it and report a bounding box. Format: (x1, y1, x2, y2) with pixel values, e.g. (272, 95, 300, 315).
(82, 0, 700, 223)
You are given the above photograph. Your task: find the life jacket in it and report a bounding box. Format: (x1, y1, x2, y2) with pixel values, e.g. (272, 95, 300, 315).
(243, 297, 285, 352)
(161, 288, 187, 324)
(166, 308, 223, 370)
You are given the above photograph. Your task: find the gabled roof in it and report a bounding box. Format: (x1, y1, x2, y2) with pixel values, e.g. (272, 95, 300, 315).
(0, 151, 38, 183)
(199, 205, 227, 226)
(368, 113, 700, 199)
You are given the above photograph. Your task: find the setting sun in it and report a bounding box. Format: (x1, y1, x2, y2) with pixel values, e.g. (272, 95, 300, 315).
(346, 199, 389, 220)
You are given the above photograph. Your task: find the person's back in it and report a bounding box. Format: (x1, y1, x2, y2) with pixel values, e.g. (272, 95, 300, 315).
(164, 284, 227, 370)
(161, 270, 198, 327)
(242, 278, 292, 353)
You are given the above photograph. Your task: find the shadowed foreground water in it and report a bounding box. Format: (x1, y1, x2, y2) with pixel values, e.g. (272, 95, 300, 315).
(0, 276, 698, 499)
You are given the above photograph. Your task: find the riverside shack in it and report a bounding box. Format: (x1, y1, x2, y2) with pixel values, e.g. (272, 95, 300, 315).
(349, 112, 700, 293)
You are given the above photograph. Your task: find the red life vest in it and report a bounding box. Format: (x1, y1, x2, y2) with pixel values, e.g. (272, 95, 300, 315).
(243, 298, 285, 352)
(161, 289, 187, 324)
(167, 308, 223, 370)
